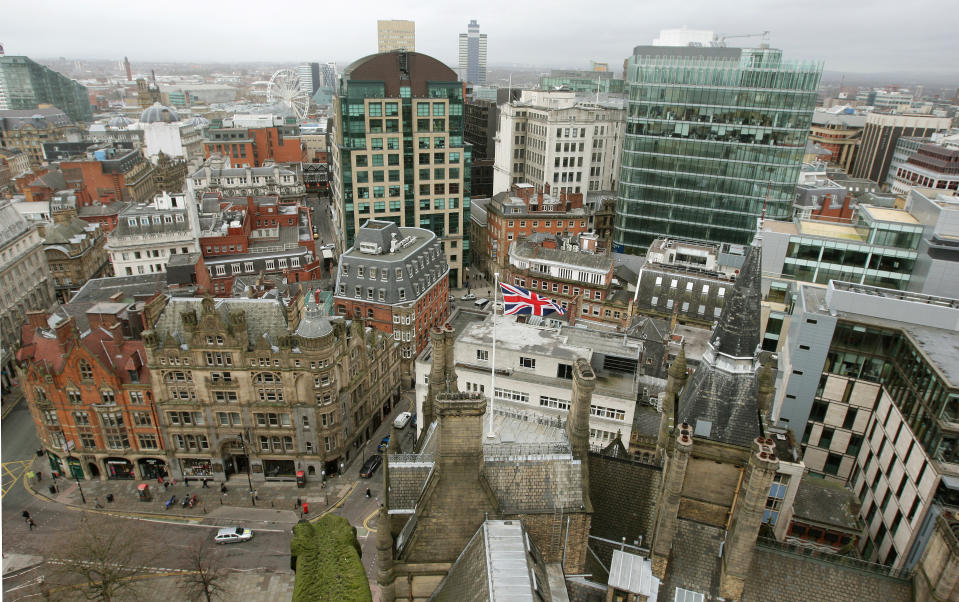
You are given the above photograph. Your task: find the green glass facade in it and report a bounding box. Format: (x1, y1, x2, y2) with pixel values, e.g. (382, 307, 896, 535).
(0, 56, 93, 122)
(614, 46, 821, 252)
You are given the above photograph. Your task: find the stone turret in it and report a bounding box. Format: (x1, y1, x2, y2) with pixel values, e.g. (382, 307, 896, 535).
(652, 422, 693, 577)
(436, 392, 487, 477)
(423, 327, 445, 431)
(567, 358, 595, 509)
(656, 344, 688, 462)
(375, 500, 395, 601)
(720, 436, 780, 599)
(441, 323, 457, 392)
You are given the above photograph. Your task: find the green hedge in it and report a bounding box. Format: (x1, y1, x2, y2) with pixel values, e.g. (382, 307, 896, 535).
(291, 516, 372, 602)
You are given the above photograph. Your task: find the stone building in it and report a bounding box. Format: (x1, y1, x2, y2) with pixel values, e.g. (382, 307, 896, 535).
(60, 146, 158, 206)
(0, 107, 82, 166)
(378, 331, 594, 600)
(107, 192, 201, 277)
(186, 160, 306, 204)
(0, 199, 54, 391)
(39, 207, 110, 303)
(142, 294, 401, 481)
(153, 151, 188, 195)
(17, 300, 163, 482)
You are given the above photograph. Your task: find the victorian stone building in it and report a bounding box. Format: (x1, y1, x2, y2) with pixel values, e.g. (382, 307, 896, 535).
(142, 293, 401, 481)
(39, 207, 111, 303)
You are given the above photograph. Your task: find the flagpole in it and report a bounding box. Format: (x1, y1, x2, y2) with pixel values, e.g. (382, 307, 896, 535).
(488, 271, 499, 438)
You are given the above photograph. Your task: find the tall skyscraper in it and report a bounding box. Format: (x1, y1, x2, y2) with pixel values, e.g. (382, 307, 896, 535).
(330, 51, 470, 287)
(296, 63, 321, 96)
(377, 20, 415, 53)
(320, 61, 338, 90)
(0, 55, 93, 122)
(458, 19, 487, 85)
(614, 41, 821, 252)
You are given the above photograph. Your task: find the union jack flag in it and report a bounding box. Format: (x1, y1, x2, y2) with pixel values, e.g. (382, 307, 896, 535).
(500, 282, 566, 316)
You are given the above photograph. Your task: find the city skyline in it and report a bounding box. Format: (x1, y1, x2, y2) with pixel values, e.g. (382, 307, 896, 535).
(1, 0, 956, 75)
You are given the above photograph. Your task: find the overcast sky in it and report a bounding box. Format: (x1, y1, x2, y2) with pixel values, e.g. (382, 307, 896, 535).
(2, 0, 955, 75)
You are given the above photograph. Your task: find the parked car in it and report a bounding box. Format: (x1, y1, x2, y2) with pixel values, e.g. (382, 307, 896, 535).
(378, 435, 391, 452)
(461, 292, 476, 301)
(214, 527, 253, 544)
(474, 298, 490, 309)
(359, 454, 382, 478)
(393, 411, 412, 429)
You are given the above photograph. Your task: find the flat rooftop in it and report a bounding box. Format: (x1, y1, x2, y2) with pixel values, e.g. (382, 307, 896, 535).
(860, 205, 919, 225)
(797, 221, 866, 241)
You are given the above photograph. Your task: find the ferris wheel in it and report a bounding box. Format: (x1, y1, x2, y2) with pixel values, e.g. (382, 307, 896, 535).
(267, 68, 310, 120)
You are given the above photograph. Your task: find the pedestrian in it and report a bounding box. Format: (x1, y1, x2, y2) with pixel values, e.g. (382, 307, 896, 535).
(366, 488, 371, 498)
(171, 478, 177, 486)
(296, 497, 301, 508)
(36, 471, 41, 482)
(202, 479, 209, 488)
(164, 481, 170, 490)
(157, 475, 163, 485)
(220, 483, 227, 494)
(27, 518, 36, 530)
(21, 510, 30, 521)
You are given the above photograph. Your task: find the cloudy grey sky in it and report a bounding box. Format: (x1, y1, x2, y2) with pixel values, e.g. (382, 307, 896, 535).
(2, 0, 955, 74)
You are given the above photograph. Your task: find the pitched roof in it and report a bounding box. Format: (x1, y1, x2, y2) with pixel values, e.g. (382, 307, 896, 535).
(710, 242, 762, 358)
(676, 365, 762, 448)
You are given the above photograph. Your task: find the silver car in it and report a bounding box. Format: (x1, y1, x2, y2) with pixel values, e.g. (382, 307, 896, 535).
(214, 527, 253, 544)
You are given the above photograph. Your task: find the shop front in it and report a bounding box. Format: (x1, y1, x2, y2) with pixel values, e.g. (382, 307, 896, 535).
(262, 459, 296, 481)
(180, 458, 213, 479)
(105, 457, 135, 480)
(66, 456, 84, 480)
(137, 458, 167, 480)
(47, 452, 64, 476)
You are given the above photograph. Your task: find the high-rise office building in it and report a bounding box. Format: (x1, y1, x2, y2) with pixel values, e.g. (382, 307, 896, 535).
(458, 19, 487, 85)
(329, 51, 471, 287)
(377, 20, 415, 53)
(320, 61, 338, 90)
(296, 63, 321, 96)
(614, 42, 821, 253)
(0, 55, 93, 122)
(850, 112, 951, 185)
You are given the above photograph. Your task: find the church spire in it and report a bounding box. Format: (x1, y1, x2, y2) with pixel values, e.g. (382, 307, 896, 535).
(710, 241, 762, 358)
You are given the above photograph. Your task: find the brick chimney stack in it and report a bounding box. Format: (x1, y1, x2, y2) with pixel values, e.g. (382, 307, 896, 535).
(25, 310, 49, 332)
(53, 315, 75, 348)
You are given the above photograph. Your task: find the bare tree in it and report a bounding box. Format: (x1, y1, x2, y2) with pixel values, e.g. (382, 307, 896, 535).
(180, 539, 227, 602)
(53, 516, 149, 601)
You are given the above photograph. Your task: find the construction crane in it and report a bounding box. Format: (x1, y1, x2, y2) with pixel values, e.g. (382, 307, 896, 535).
(716, 31, 770, 47)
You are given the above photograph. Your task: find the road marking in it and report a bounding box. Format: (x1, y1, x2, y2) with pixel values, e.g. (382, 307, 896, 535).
(310, 482, 357, 523)
(361, 508, 379, 533)
(2, 459, 33, 499)
(1, 393, 23, 418)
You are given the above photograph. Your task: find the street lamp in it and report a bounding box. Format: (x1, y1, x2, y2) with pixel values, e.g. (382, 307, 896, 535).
(66, 456, 86, 504)
(241, 430, 255, 507)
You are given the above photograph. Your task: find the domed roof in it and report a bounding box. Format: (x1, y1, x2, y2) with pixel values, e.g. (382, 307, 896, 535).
(108, 115, 135, 128)
(140, 102, 180, 124)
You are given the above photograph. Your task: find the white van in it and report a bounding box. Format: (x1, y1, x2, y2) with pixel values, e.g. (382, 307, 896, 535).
(474, 298, 490, 309)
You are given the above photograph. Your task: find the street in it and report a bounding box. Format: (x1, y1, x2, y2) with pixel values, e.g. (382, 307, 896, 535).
(1, 385, 417, 599)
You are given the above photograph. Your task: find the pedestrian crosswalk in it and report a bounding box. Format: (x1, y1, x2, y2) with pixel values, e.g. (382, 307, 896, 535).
(2, 459, 34, 499)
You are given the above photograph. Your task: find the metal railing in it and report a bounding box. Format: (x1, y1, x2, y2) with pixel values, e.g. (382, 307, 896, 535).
(755, 537, 912, 580)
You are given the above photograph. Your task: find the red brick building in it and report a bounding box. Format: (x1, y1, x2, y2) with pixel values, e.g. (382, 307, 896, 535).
(486, 182, 590, 274)
(333, 220, 450, 380)
(203, 122, 304, 167)
(198, 194, 322, 295)
(16, 300, 168, 481)
(60, 147, 158, 206)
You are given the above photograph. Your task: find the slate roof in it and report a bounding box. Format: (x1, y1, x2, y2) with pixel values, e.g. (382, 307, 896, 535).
(510, 238, 613, 271)
(674, 239, 764, 448)
(0, 108, 74, 130)
(676, 366, 761, 448)
(151, 297, 291, 348)
(43, 213, 98, 246)
(66, 273, 168, 331)
(710, 241, 761, 358)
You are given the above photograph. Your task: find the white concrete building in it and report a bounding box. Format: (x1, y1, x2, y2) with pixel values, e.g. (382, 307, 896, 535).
(493, 90, 624, 196)
(415, 316, 643, 446)
(106, 191, 201, 276)
(186, 162, 305, 204)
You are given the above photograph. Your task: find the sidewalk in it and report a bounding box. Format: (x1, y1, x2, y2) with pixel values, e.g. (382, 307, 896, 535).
(1, 387, 24, 420)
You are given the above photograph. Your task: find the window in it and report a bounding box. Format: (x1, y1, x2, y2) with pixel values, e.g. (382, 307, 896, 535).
(79, 360, 93, 380)
(539, 396, 569, 411)
(476, 349, 488, 361)
(557, 363, 573, 379)
(519, 357, 536, 369)
(137, 434, 158, 449)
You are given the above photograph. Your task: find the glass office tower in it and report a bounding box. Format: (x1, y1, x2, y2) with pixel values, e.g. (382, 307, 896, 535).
(614, 46, 821, 253)
(0, 56, 93, 122)
(331, 51, 471, 287)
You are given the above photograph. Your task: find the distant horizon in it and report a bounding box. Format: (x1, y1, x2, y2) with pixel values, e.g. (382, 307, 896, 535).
(3, 0, 957, 76)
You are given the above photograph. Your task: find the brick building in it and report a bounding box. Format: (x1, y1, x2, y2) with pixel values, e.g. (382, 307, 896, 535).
(142, 294, 401, 481)
(202, 118, 303, 167)
(60, 146, 158, 208)
(504, 233, 634, 329)
(197, 194, 320, 296)
(17, 299, 165, 482)
(484, 182, 590, 275)
(333, 220, 449, 376)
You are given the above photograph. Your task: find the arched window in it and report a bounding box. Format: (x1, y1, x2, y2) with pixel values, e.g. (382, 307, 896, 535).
(78, 360, 93, 380)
